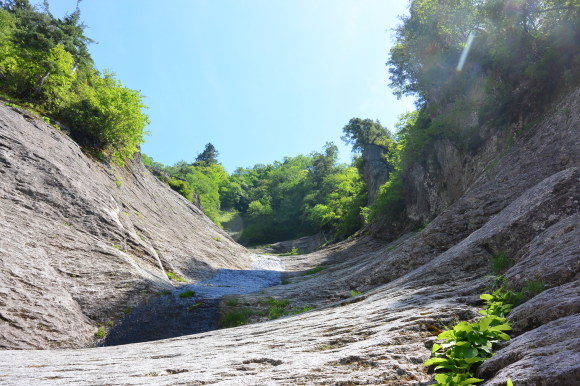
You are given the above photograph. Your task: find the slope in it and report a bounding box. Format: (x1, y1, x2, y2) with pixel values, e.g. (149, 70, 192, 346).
(0, 102, 251, 350)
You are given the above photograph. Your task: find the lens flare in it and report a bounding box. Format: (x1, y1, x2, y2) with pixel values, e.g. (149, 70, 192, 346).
(457, 31, 476, 72)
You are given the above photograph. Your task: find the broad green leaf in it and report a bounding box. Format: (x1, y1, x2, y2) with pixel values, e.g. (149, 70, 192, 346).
(459, 378, 484, 385)
(490, 324, 512, 331)
(463, 347, 479, 358)
(438, 330, 456, 340)
(454, 322, 473, 332)
(497, 332, 511, 340)
(431, 343, 442, 353)
(464, 357, 485, 364)
(424, 357, 448, 366)
(480, 294, 494, 300)
(506, 378, 514, 386)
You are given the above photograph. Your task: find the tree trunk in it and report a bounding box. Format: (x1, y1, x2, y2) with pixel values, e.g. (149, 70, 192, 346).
(33, 69, 51, 97)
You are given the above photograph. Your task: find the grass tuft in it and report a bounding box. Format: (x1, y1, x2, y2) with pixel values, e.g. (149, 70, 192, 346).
(178, 289, 195, 298)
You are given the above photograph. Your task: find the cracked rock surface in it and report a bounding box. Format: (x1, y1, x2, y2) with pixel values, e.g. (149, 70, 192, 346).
(0, 88, 578, 385)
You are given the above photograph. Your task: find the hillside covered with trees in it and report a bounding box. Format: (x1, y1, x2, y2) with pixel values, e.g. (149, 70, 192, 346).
(1, 0, 577, 247)
(0, 0, 149, 165)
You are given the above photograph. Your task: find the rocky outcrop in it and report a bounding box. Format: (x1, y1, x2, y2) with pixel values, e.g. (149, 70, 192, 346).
(0, 103, 251, 349)
(0, 86, 577, 385)
(362, 143, 391, 203)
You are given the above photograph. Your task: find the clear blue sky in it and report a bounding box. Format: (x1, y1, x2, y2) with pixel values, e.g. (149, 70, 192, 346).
(39, 0, 415, 171)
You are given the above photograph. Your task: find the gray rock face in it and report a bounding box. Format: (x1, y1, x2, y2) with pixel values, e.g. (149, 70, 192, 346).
(258, 233, 328, 254)
(362, 143, 391, 203)
(0, 103, 251, 349)
(0, 86, 578, 385)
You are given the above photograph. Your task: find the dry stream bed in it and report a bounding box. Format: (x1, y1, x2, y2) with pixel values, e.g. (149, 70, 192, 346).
(102, 254, 284, 346)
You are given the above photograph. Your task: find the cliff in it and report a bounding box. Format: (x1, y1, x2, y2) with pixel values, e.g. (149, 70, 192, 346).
(0, 103, 251, 349)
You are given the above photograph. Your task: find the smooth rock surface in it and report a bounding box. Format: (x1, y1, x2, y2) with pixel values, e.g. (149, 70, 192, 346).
(0, 103, 251, 349)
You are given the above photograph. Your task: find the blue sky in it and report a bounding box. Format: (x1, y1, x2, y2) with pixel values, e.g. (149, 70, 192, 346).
(40, 0, 414, 171)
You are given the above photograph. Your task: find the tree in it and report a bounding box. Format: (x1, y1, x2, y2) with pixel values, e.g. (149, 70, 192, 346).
(341, 118, 393, 153)
(195, 143, 219, 165)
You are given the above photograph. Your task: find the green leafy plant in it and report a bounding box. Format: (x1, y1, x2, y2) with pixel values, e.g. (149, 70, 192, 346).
(479, 289, 521, 318)
(115, 178, 122, 188)
(178, 289, 195, 298)
(425, 288, 516, 385)
(350, 290, 362, 296)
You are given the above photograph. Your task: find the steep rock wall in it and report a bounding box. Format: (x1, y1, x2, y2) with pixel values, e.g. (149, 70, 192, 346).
(0, 103, 251, 349)
(371, 88, 577, 238)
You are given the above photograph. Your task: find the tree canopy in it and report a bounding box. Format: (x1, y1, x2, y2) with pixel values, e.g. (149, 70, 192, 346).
(0, 0, 149, 165)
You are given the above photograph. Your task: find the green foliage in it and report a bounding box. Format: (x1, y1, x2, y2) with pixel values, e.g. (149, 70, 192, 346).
(195, 142, 219, 165)
(519, 280, 545, 300)
(143, 139, 368, 244)
(264, 298, 291, 319)
(260, 297, 314, 319)
(341, 118, 393, 153)
(369, 174, 405, 221)
(278, 247, 299, 256)
(62, 70, 149, 166)
(426, 288, 517, 385)
(303, 266, 326, 276)
(168, 177, 193, 201)
(490, 252, 512, 275)
(479, 289, 521, 318)
(350, 290, 362, 297)
(166, 272, 186, 282)
(178, 289, 195, 298)
(220, 309, 253, 328)
(94, 326, 106, 339)
(0, 2, 149, 165)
